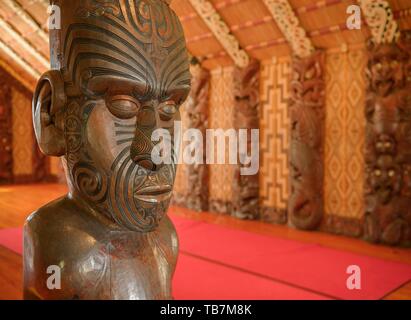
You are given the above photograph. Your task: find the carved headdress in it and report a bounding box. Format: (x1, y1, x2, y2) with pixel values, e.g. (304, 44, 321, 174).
(50, 0, 189, 97)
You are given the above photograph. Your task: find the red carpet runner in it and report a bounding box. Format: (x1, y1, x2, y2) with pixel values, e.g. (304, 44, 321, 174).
(1, 214, 411, 300)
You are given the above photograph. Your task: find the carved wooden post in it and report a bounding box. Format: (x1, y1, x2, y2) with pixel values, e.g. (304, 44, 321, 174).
(364, 31, 411, 246)
(288, 51, 325, 230)
(232, 60, 260, 219)
(0, 76, 12, 184)
(185, 64, 210, 211)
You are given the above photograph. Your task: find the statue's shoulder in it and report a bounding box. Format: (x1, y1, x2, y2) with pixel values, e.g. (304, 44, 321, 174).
(24, 196, 103, 260)
(26, 195, 73, 226)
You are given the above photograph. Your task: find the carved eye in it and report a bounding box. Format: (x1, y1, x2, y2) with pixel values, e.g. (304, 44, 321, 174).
(374, 169, 382, 177)
(375, 63, 383, 71)
(388, 169, 395, 177)
(159, 101, 177, 121)
(107, 95, 140, 119)
(384, 142, 391, 148)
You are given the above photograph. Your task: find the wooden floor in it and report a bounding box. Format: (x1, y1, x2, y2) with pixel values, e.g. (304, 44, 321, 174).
(0, 184, 410, 300)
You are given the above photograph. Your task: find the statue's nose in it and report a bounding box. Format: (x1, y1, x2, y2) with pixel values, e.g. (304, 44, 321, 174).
(130, 105, 163, 171)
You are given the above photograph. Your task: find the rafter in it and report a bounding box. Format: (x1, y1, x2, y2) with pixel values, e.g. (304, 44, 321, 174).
(4, 0, 49, 44)
(0, 18, 49, 70)
(188, 0, 249, 68)
(0, 39, 40, 79)
(262, 0, 315, 58)
(359, 0, 400, 44)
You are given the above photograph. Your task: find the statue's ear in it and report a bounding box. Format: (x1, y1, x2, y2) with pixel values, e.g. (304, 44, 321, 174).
(32, 70, 67, 157)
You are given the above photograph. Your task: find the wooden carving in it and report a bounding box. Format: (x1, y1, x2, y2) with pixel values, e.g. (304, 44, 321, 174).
(232, 60, 260, 220)
(0, 79, 12, 184)
(364, 32, 411, 246)
(288, 51, 325, 230)
(185, 64, 210, 211)
(24, 0, 191, 299)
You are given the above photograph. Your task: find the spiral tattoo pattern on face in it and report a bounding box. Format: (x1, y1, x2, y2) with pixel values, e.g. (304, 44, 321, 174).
(73, 162, 108, 204)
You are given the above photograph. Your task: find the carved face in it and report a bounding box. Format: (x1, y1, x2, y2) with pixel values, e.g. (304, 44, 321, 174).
(60, 0, 191, 231)
(290, 51, 324, 104)
(370, 155, 401, 205)
(368, 44, 406, 96)
(375, 134, 396, 155)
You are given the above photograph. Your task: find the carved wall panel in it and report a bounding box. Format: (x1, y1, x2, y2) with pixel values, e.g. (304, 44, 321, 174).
(288, 51, 325, 230)
(364, 32, 411, 246)
(232, 60, 260, 220)
(208, 66, 235, 214)
(11, 88, 33, 177)
(184, 65, 210, 211)
(0, 78, 12, 184)
(172, 99, 190, 206)
(323, 48, 367, 237)
(259, 58, 291, 224)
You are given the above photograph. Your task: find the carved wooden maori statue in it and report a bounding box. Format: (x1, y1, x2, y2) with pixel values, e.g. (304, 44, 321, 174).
(184, 64, 210, 211)
(24, 0, 191, 299)
(232, 60, 260, 220)
(288, 51, 325, 230)
(364, 31, 411, 246)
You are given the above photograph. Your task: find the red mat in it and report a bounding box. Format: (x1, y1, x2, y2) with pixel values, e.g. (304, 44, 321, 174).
(0, 228, 22, 255)
(176, 221, 411, 300)
(173, 254, 328, 300)
(1, 215, 410, 300)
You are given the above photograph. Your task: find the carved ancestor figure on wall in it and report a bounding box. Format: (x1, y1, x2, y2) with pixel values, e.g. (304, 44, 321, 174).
(232, 60, 260, 219)
(0, 77, 12, 184)
(364, 32, 411, 246)
(24, 0, 191, 299)
(288, 51, 325, 230)
(184, 63, 210, 211)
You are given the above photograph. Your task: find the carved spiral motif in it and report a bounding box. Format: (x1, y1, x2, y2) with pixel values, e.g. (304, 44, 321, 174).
(73, 162, 108, 203)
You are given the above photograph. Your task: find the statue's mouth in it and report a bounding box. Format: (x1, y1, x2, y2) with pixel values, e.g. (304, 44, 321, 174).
(134, 185, 172, 203)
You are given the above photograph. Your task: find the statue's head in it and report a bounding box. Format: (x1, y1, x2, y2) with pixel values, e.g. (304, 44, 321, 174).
(32, 0, 191, 232)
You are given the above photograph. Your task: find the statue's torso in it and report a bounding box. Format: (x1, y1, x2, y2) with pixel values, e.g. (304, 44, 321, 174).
(23, 196, 178, 300)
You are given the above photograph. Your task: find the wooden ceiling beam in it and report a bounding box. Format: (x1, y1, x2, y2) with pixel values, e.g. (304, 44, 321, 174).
(0, 18, 49, 70)
(262, 0, 315, 58)
(0, 39, 40, 80)
(188, 0, 249, 67)
(4, 0, 49, 44)
(358, 0, 400, 44)
(296, 0, 343, 14)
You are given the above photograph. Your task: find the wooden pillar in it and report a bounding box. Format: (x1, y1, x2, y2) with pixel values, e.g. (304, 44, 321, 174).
(364, 31, 411, 246)
(0, 77, 13, 184)
(288, 51, 325, 230)
(232, 60, 260, 219)
(184, 64, 210, 211)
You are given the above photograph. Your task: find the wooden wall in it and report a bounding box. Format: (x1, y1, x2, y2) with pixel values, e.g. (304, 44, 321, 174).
(0, 67, 58, 185)
(174, 45, 371, 238)
(322, 47, 367, 236)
